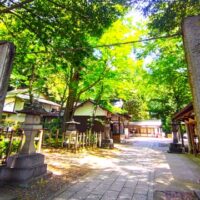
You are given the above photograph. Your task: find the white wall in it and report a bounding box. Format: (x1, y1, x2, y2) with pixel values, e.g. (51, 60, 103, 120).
(74, 102, 107, 116)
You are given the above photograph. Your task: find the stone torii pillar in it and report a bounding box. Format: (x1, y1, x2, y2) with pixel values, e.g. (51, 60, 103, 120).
(182, 16, 200, 140)
(0, 41, 15, 117)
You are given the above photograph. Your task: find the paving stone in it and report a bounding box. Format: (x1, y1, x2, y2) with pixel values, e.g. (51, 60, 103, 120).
(67, 182, 86, 192)
(132, 194, 147, 200)
(134, 184, 149, 195)
(117, 187, 134, 200)
(124, 180, 138, 189)
(85, 193, 102, 200)
(91, 183, 111, 195)
(85, 180, 101, 190)
(54, 138, 200, 200)
(110, 180, 126, 192)
(101, 190, 120, 200)
(54, 191, 75, 199)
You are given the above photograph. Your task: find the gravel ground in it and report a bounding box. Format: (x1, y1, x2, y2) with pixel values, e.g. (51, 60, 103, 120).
(0, 147, 118, 200)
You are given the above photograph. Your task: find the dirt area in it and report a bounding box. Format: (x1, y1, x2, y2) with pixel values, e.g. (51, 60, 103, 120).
(0, 147, 120, 200)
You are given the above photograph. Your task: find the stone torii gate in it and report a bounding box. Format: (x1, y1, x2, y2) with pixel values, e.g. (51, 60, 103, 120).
(182, 16, 200, 146)
(0, 41, 15, 118)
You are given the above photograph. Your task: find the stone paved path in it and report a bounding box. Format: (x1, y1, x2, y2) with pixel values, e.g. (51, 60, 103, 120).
(52, 137, 200, 200)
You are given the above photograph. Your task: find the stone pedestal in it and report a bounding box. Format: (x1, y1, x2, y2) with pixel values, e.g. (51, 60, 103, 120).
(168, 121, 183, 153)
(0, 153, 47, 185)
(168, 143, 184, 154)
(101, 139, 114, 148)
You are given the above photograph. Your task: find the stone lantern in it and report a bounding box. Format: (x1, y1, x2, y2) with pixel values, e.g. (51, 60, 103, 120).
(0, 101, 49, 185)
(66, 119, 80, 133)
(168, 121, 183, 153)
(101, 118, 114, 149)
(64, 119, 80, 138)
(63, 120, 80, 148)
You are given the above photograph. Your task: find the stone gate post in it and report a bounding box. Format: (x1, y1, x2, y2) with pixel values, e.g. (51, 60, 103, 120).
(182, 16, 200, 139)
(0, 41, 15, 117)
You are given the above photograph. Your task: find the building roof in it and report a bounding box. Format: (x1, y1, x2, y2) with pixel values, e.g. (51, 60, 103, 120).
(173, 102, 194, 121)
(129, 120, 162, 126)
(17, 94, 60, 107)
(6, 89, 60, 107)
(2, 110, 17, 114)
(75, 100, 113, 114)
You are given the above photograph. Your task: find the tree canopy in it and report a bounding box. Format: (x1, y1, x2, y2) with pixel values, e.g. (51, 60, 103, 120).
(132, 0, 200, 34)
(1, 0, 197, 132)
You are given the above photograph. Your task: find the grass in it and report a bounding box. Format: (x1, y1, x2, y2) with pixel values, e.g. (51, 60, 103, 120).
(183, 153, 200, 166)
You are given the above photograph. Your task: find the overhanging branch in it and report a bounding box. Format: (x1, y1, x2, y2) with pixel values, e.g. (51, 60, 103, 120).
(0, 0, 34, 14)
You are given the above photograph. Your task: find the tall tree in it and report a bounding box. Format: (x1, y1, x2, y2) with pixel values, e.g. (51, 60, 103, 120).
(0, 0, 129, 130)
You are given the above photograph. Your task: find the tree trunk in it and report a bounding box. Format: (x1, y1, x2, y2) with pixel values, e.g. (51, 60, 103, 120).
(62, 70, 79, 131)
(0, 41, 15, 118)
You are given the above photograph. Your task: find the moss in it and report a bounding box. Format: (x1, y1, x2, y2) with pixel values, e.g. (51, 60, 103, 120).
(183, 153, 200, 166)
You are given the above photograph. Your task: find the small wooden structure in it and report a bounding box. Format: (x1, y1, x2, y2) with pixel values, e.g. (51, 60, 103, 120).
(111, 113, 131, 142)
(74, 100, 112, 133)
(74, 100, 131, 143)
(172, 103, 197, 154)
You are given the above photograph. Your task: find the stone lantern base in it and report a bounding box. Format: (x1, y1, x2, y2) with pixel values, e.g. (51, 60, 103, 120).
(0, 153, 48, 186)
(101, 139, 114, 149)
(168, 143, 184, 153)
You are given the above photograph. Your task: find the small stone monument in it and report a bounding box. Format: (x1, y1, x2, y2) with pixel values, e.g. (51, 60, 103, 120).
(64, 120, 80, 150)
(66, 119, 80, 134)
(0, 101, 49, 186)
(168, 121, 183, 153)
(101, 121, 114, 149)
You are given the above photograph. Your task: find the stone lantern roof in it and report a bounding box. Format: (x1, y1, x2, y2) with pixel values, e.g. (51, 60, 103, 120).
(18, 100, 48, 115)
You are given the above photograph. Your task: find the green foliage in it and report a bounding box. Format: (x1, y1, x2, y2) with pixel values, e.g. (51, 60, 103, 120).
(0, 139, 21, 158)
(0, 140, 9, 158)
(44, 118, 60, 132)
(81, 12, 147, 116)
(132, 0, 200, 34)
(136, 36, 192, 132)
(123, 96, 149, 120)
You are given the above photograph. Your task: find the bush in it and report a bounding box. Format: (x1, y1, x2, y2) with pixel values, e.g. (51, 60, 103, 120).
(0, 139, 21, 158)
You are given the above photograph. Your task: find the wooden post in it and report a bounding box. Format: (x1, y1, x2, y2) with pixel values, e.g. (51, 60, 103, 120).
(95, 132, 98, 147)
(179, 124, 184, 147)
(55, 129, 59, 145)
(61, 132, 64, 147)
(185, 122, 192, 153)
(98, 132, 102, 147)
(0, 42, 15, 118)
(182, 16, 200, 140)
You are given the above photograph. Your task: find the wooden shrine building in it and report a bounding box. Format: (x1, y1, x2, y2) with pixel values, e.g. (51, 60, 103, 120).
(172, 103, 198, 154)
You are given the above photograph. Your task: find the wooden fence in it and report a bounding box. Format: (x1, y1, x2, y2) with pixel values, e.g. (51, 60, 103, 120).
(62, 131, 102, 152)
(0, 128, 103, 164)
